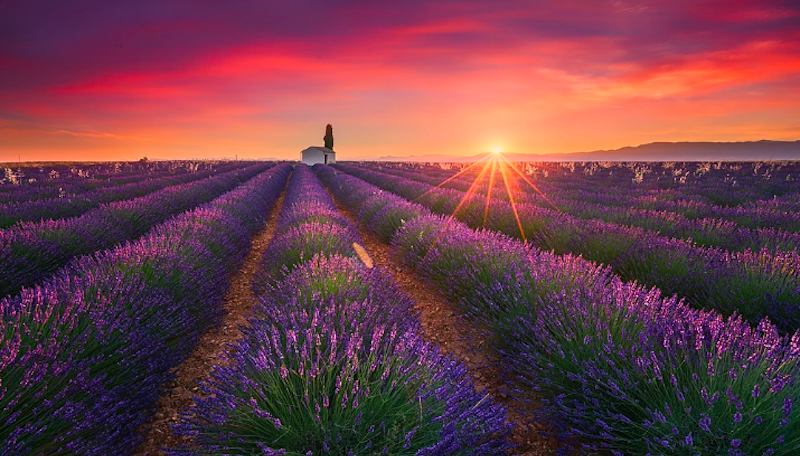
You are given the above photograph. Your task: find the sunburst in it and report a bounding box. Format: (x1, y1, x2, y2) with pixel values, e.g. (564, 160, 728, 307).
(418, 150, 561, 259)
(498, 154, 561, 212)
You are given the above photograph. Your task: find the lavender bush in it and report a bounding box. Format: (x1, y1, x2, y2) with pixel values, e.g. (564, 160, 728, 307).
(177, 255, 510, 456)
(254, 165, 360, 289)
(0, 164, 291, 454)
(316, 164, 800, 455)
(254, 254, 420, 334)
(0, 161, 251, 228)
(175, 164, 511, 455)
(333, 163, 800, 333)
(0, 162, 272, 298)
(258, 220, 361, 279)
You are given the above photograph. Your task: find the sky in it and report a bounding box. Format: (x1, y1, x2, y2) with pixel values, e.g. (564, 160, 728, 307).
(1, 0, 799, 162)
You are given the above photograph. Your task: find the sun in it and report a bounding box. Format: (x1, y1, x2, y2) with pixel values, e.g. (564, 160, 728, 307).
(413, 145, 561, 257)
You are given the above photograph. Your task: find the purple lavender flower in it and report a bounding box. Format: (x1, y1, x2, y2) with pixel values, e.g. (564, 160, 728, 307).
(314, 163, 800, 456)
(1, 164, 290, 453)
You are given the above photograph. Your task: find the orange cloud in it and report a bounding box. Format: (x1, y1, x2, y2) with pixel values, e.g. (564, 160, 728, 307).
(2, 0, 799, 161)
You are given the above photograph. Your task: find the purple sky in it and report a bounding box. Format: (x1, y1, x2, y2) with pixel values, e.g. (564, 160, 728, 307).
(2, 0, 799, 160)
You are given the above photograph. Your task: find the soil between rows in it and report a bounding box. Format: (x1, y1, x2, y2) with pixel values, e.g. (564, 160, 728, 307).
(135, 185, 289, 455)
(325, 188, 556, 455)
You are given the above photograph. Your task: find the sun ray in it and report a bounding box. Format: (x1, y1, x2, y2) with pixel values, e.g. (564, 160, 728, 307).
(421, 155, 495, 264)
(447, 154, 494, 221)
(499, 154, 561, 212)
(483, 155, 498, 227)
(412, 152, 493, 203)
(497, 159, 527, 243)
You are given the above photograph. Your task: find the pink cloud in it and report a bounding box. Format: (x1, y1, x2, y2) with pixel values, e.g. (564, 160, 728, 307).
(2, 0, 799, 160)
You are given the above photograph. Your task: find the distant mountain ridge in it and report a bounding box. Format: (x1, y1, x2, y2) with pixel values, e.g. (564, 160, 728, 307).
(368, 140, 800, 162)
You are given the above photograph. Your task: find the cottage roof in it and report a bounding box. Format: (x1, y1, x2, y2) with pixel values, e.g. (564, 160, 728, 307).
(301, 146, 334, 154)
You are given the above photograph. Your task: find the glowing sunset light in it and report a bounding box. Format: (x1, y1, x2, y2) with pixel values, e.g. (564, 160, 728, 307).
(421, 151, 534, 259)
(483, 157, 498, 226)
(411, 153, 492, 203)
(1, 0, 798, 161)
(498, 154, 561, 212)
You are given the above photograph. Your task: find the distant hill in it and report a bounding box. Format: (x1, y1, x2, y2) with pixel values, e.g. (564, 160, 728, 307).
(371, 140, 800, 162)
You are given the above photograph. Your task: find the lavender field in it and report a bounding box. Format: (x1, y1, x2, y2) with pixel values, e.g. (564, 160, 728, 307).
(2, 160, 800, 455)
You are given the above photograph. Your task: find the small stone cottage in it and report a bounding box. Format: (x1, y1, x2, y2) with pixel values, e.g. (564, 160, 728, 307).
(300, 146, 336, 165)
(300, 124, 336, 165)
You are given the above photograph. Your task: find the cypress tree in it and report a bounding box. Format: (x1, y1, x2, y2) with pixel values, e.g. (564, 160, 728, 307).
(324, 124, 334, 150)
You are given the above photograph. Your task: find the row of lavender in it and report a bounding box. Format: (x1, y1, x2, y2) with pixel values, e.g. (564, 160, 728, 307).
(316, 164, 800, 455)
(0, 162, 272, 298)
(171, 164, 510, 455)
(377, 161, 800, 215)
(0, 163, 291, 454)
(0, 161, 223, 204)
(367, 163, 800, 246)
(0, 161, 253, 229)
(0, 163, 145, 198)
(374, 163, 800, 233)
(334, 163, 800, 334)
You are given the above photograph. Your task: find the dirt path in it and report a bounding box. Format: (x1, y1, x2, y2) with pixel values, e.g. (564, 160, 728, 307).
(135, 185, 289, 455)
(327, 191, 556, 455)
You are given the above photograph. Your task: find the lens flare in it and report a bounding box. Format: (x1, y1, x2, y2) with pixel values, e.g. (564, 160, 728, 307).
(498, 154, 561, 212)
(412, 153, 493, 203)
(421, 152, 564, 258)
(483, 157, 498, 227)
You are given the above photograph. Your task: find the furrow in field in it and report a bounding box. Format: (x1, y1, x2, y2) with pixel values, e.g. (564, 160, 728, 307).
(171, 164, 510, 455)
(135, 175, 291, 455)
(323, 183, 556, 455)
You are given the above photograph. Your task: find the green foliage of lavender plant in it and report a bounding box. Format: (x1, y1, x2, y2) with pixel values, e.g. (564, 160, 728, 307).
(280, 200, 352, 231)
(508, 282, 800, 455)
(368, 204, 430, 243)
(417, 191, 460, 215)
(357, 194, 395, 224)
(253, 255, 420, 335)
(180, 317, 461, 455)
(711, 249, 800, 329)
(390, 214, 455, 267)
(317, 165, 800, 455)
(0, 164, 291, 454)
(259, 221, 360, 280)
(176, 164, 510, 455)
(0, 274, 175, 454)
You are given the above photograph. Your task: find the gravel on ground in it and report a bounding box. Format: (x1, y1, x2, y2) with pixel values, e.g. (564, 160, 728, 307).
(135, 186, 289, 455)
